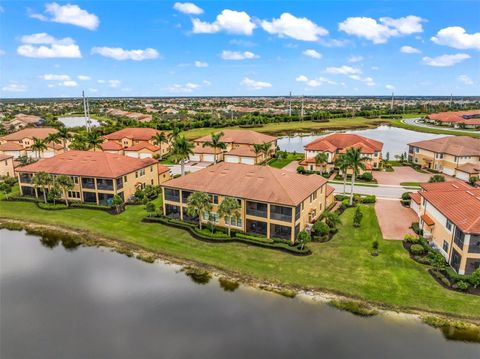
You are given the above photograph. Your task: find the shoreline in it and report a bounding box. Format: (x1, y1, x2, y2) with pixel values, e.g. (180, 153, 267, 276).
(1, 217, 479, 327)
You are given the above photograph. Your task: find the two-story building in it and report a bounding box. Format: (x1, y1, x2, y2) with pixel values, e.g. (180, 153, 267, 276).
(0, 154, 15, 177)
(300, 133, 383, 173)
(190, 130, 277, 165)
(161, 162, 332, 244)
(16, 151, 159, 205)
(0, 127, 65, 159)
(415, 181, 480, 275)
(408, 136, 480, 181)
(101, 128, 172, 159)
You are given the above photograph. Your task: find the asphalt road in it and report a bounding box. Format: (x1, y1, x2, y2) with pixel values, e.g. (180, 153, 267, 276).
(329, 183, 410, 199)
(402, 118, 479, 135)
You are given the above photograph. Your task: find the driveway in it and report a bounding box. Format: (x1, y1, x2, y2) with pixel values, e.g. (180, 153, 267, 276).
(375, 199, 417, 240)
(282, 160, 300, 173)
(374, 166, 431, 186)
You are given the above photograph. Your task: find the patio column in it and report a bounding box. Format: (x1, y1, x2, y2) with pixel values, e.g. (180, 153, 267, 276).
(266, 204, 271, 239)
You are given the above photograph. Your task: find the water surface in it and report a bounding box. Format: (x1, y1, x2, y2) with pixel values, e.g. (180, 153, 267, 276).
(58, 116, 100, 128)
(1, 229, 478, 359)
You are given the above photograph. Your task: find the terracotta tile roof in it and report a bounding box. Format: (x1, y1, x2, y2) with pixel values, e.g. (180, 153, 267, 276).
(0, 142, 24, 151)
(158, 164, 170, 174)
(17, 150, 157, 178)
(0, 154, 13, 161)
(226, 147, 257, 157)
(195, 130, 277, 145)
(192, 145, 220, 154)
(163, 162, 327, 206)
(428, 110, 480, 125)
(304, 133, 383, 153)
(456, 162, 480, 174)
(420, 189, 480, 233)
(100, 141, 123, 151)
(420, 180, 472, 192)
(326, 185, 335, 196)
(103, 128, 168, 142)
(421, 214, 435, 226)
(1, 127, 58, 141)
(408, 136, 480, 156)
(125, 142, 160, 152)
(410, 192, 421, 204)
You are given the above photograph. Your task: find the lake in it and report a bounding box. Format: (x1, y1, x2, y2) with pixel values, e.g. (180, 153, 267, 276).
(1, 229, 478, 359)
(277, 125, 445, 157)
(58, 116, 100, 128)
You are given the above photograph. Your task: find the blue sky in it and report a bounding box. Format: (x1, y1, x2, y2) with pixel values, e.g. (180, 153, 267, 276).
(1, 1, 479, 98)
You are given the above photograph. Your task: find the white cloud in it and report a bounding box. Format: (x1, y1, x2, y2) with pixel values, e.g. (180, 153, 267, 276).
(371, 66, 380, 70)
(349, 75, 376, 86)
(2, 82, 27, 92)
(221, 50, 258, 60)
(77, 75, 91, 81)
(385, 84, 395, 90)
(60, 80, 78, 87)
(296, 75, 335, 87)
(431, 26, 480, 50)
(194, 60, 208, 67)
(91, 47, 159, 60)
(88, 88, 98, 93)
(203, 80, 211, 85)
(325, 65, 361, 75)
(173, 2, 203, 15)
(302, 49, 322, 59)
(107, 80, 121, 88)
(0, 50, 5, 56)
(457, 74, 473, 85)
(192, 9, 256, 35)
(168, 82, 199, 93)
(97, 80, 105, 84)
(40, 74, 70, 81)
(17, 33, 81, 58)
(422, 53, 470, 67)
(400, 45, 421, 54)
(339, 15, 424, 44)
(261, 13, 328, 41)
(348, 55, 363, 63)
(241, 77, 272, 90)
(30, 2, 99, 30)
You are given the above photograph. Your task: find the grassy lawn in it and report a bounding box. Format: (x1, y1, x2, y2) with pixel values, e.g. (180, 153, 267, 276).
(400, 182, 422, 187)
(268, 153, 304, 169)
(391, 119, 480, 138)
(0, 197, 478, 318)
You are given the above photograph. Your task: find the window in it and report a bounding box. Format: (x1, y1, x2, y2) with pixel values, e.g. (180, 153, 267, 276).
(446, 219, 453, 231)
(209, 194, 218, 204)
(454, 228, 465, 249)
(442, 240, 449, 253)
(415, 147, 419, 153)
(150, 166, 153, 172)
(205, 212, 219, 223)
(124, 176, 127, 183)
(313, 190, 317, 200)
(71, 176, 79, 184)
(225, 216, 242, 227)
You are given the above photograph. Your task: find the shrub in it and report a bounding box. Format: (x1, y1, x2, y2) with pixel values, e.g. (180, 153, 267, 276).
(429, 174, 445, 183)
(411, 222, 423, 235)
(372, 240, 379, 250)
(431, 270, 451, 287)
(410, 244, 425, 255)
(404, 234, 420, 243)
(361, 195, 376, 204)
(401, 192, 411, 200)
(427, 251, 448, 270)
(328, 300, 378, 317)
(454, 280, 470, 291)
(353, 207, 363, 227)
(359, 172, 373, 182)
(312, 221, 330, 237)
(296, 166, 305, 174)
(470, 268, 480, 288)
(296, 230, 311, 250)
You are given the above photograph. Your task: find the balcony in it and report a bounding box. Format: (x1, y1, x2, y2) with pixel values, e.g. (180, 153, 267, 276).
(246, 201, 267, 218)
(270, 205, 292, 223)
(19, 173, 32, 183)
(81, 177, 95, 190)
(165, 188, 180, 202)
(97, 179, 114, 191)
(116, 178, 123, 190)
(469, 235, 480, 254)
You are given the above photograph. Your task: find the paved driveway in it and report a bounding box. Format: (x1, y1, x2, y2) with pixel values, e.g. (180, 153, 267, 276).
(282, 160, 300, 173)
(375, 199, 417, 240)
(374, 166, 431, 186)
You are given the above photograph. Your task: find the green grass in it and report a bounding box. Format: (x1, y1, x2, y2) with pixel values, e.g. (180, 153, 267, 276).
(400, 182, 422, 187)
(268, 153, 304, 169)
(391, 119, 480, 138)
(0, 197, 479, 318)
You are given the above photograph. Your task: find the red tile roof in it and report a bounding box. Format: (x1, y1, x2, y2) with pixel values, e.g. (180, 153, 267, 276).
(420, 181, 472, 192)
(421, 214, 435, 226)
(326, 185, 335, 197)
(192, 145, 219, 154)
(226, 147, 257, 157)
(100, 141, 123, 151)
(456, 163, 480, 174)
(408, 136, 480, 156)
(0, 142, 24, 151)
(125, 142, 160, 152)
(17, 151, 157, 178)
(410, 192, 421, 204)
(0, 154, 13, 161)
(158, 164, 170, 174)
(304, 133, 383, 153)
(427, 110, 480, 125)
(195, 130, 277, 145)
(1, 127, 58, 141)
(103, 128, 167, 142)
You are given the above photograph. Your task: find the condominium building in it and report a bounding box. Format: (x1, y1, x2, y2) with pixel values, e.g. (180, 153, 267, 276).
(0, 127, 65, 159)
(101, 128, 172, 158)
(425, 110, 480, 129)
(408, 136, 480, 181)
(301, 133, 383, 173)
(190, 130, 277, 165)
(0, 154, 15, 177)
(415, 181, 480, 275)
(17, 151, 159, 205)
(1, 113, 44, 131)
(161, 162, 333, 243)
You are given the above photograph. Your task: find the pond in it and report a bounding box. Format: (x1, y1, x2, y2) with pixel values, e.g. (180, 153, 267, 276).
(277, 125, 445, 157)
(1, 229, 479, 359)
(58, 116, 100, 128)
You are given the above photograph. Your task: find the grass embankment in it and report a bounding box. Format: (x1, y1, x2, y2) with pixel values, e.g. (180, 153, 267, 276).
(400, 182, 422, 188)
(391, 119, 480, 138)
(0, 197, 478, 318)
(268, 153, 304, 169)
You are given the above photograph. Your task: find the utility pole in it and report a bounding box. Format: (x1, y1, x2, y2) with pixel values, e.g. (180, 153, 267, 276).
(288, 91, 292, 117)
(390, 92, 394, 112)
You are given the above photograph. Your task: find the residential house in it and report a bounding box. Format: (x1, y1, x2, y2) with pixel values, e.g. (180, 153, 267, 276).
(0, 154, 15, 177)
(301, 133, 383, 173)
(415, 181, 480, 275)
(190, 130, 277, 165)
(101, 128, 172, 159)
(158, 164, 172, 184)
(17, 151, 159, 205)
(0, 127, 65, 159)
(425, 110, 480, 129)
(161, 162, 329, 243)
(408, 136, 480, 180)
(2, 113, 44, 131)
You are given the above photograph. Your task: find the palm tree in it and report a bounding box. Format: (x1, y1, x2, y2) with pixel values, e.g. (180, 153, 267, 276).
(261, 142, 272, 161)
(151, 131, 168, 159)
(32, 171, 52, 203)
(168, 127, 181, 141)
(86, 132, 103, 151)
(171, 136, 194, 176)
(69, 133, 89, 150)
(57, 127, 72, 151)
(335, 154, 350, 194)
(30, 137, 47, 158)
(186, 192, 212, 230)
(56, 175, 74, 206)
(253, 144, 263, 161)
(314, 152, 329, 175)
(218, 196, 241, 237)
(45, 132, 61, 147)
(344, 147, 369, 206)
(202, 131, 226, 164)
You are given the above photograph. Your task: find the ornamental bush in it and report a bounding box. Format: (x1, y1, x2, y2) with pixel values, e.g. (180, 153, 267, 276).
(312, 221, 329, 237)
(410, 244, 425, 255)
(361, 195, 376, 204)
(404, 234, 420, 244)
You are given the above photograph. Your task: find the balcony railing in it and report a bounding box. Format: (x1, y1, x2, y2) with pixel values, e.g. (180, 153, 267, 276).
(246, 208, 267, 218)
(81, 178, 96, 189)
(270, 213, 292, 222)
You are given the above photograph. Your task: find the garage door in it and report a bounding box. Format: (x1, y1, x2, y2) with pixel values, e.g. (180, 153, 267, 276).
(203, 154, 214, 162)
(225, 155, 240, 163)
(455, 171, 470, 181)
(43, 151, 54, 158)
(189, 154, 200, 162)
(442, 167, 455, 176)
(241, 157, 255, 165)
(139, 153, 152, 159)
(125, 152, 138, 158)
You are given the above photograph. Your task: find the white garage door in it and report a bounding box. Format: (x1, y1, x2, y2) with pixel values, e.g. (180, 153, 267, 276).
(442, 167, 455, 176)
(125, 152, 138, 158)
(225, 155, 240, 163)
(189, 154, 200, 162)
(43, 151, 54, 158)
(241, 157, 255, 165)
(455, 171, 470, 182)
(139, 153, 152, 159)
(203, 154, 215, 162)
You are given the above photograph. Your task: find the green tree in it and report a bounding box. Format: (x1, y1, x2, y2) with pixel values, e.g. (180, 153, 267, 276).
(470, 268, 480, 288)
(112, 195, 124, 214)
(186, 192, 211, 230)
(297, 231, 311, 250)
(172, 136, 194, 176)
(56, 175, 74, 206)
(314, 152, 329, 175)
(69, 133, 89, 150)
(57, 127, 72, 152)
(429, 174, 445, 183)
(0, 181, 13, 199)
(469, 176, 479, 186)
(344, 147, 369, 206)
(31, 137, 47, 158)
(32, 171, 52, 203)
(218, 196, 241, 237)
(312, 221, 329, 238)
(145, 202, 156, 217)
(47, 182, 62, 205)
(86, 132, 103, 151)
(335, 154, 350, 194)
(202, 131, 226, 164)
(45, 132, 61, 147)
(320, 211, 342, 230)
(151, 131, 168, 159)
(353, 206, 363, 227)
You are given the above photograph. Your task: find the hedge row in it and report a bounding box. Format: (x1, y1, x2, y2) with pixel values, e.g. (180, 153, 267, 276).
(5, 196, 121, 214)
